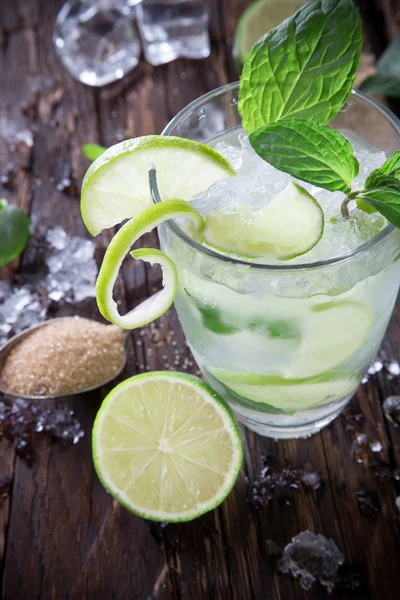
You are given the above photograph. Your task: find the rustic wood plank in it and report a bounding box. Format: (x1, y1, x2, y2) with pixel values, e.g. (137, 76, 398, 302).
(1, 0, 400, 599)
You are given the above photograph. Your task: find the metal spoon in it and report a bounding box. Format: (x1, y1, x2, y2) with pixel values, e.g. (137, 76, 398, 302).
(0, 318, 128, 400)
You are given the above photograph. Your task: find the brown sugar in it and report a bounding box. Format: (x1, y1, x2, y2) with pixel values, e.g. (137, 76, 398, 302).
(1, 317, 126, 397)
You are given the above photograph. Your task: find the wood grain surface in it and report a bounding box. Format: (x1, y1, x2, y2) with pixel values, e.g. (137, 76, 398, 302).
(1, 1, 400, 599)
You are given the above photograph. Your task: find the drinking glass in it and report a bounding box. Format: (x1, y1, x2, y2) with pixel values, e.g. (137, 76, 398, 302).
(157, 82, 400, 439)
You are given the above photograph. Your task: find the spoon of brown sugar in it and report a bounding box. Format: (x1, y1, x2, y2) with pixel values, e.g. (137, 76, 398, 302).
(0, 316, 128, 400)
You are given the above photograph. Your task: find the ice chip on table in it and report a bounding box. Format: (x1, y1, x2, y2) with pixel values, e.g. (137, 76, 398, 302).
(193, 129, 389, 263)
(0, 116, 33, 148)
(46, 226, 68, 250)
(45, 229, 97, 303)
(0, 227, 98, 346)
(277, 531, 344, 593)
(383, 395, 400, 426)
(0, 286, 45, 345)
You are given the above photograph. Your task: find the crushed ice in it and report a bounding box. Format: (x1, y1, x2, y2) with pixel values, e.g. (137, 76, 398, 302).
(0, 226, 97, 345)
(0, 397, 84, 464)
(45, 226, 97, 303)
(246, 455, 321, 507)
(194, 130, 388, 264)
(276, 531, 344, 593)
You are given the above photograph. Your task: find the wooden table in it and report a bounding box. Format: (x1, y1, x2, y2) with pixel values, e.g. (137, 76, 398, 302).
(1, 1, 400, 598)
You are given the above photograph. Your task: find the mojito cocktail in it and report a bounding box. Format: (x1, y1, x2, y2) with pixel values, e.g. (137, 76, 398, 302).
(81, 0, 400, 521)
(159, 85, 400, 438)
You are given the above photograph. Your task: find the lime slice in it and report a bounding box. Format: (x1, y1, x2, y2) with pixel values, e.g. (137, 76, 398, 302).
(286, 300, 372, 378)
(233, 0, 308, 69)
(92, 372, 244, 522)
(210, 367, 358, 411)
(81, 136, 235, 236)
(204, 183, 324, 260)
(96, 200, 204, 329)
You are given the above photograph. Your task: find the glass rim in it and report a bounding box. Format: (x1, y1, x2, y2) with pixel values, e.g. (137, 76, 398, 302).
(161, 83, 400, 272)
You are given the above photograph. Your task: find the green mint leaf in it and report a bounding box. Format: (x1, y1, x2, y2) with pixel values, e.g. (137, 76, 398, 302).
(239, 0, 363, 133)
(249, 119, 359, 193)
(358, 186, 400, 228)
(362, 150, 400, 194)
(82, 144, 106, 161)
(0, 199, 30, 267)
(359, 34, 400, 99)
(367, 151, 400, 183)
(364, 172, 400, 191)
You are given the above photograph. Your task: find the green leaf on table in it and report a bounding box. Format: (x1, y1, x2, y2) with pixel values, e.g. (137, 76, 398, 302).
(0, 199, 30, 267)
(238, 0, 363, 133)
(357, 185, 400, 228)
(359, 34, 400, 99)
(82, 144, 107, 162)
(249, 119, 359, 192)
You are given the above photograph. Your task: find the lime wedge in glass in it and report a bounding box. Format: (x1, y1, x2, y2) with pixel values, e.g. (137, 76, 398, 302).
(210, 367, 358, 411)
(204, 183, 324, 260)
(81, 135, 235, 236)
(286, 300, 373, 378)
(233, 0, 308, 70)
(92, 372, 244, 522)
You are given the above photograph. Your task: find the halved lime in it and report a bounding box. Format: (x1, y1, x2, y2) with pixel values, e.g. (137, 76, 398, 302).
(204, 183, 324, 260)
(96, 200, 204, 330)
(81, 136, 235, 236)
(92, 372, 244, 522)
(210, 367, 358, 411)
(286, 300, 372, 378)
(233, 0, 308, 70)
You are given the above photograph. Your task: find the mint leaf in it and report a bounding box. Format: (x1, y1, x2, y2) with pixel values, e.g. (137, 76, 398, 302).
(82, 144, 106, 161)
(357, 186, 400, 228)
(249, 119, 359, 193)
(359, 34, 400, 99)
(0, 199, 30, 267)
(239, 0, 363, 133)
(361, 151, 400, 198)
(357, 152, 400, 213)
(366, 151, 400, 185)
(364, 172, 400, 191)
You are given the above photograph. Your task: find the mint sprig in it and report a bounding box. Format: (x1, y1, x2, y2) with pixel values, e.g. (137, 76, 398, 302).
(249, 120, 359, 193)
(0, 199, 30, 267)
(239, 0, 363, 133)
(238, 0, 400, 231)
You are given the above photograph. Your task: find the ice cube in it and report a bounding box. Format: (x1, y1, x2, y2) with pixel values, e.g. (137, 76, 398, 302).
(54, 0, 141, 86)
(137, 0, 210, 66)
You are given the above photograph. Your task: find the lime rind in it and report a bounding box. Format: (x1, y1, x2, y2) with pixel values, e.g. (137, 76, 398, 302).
(81, 135, 235, 236)
(92, 371, 244, 522)
(96, 200, 204, 330)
